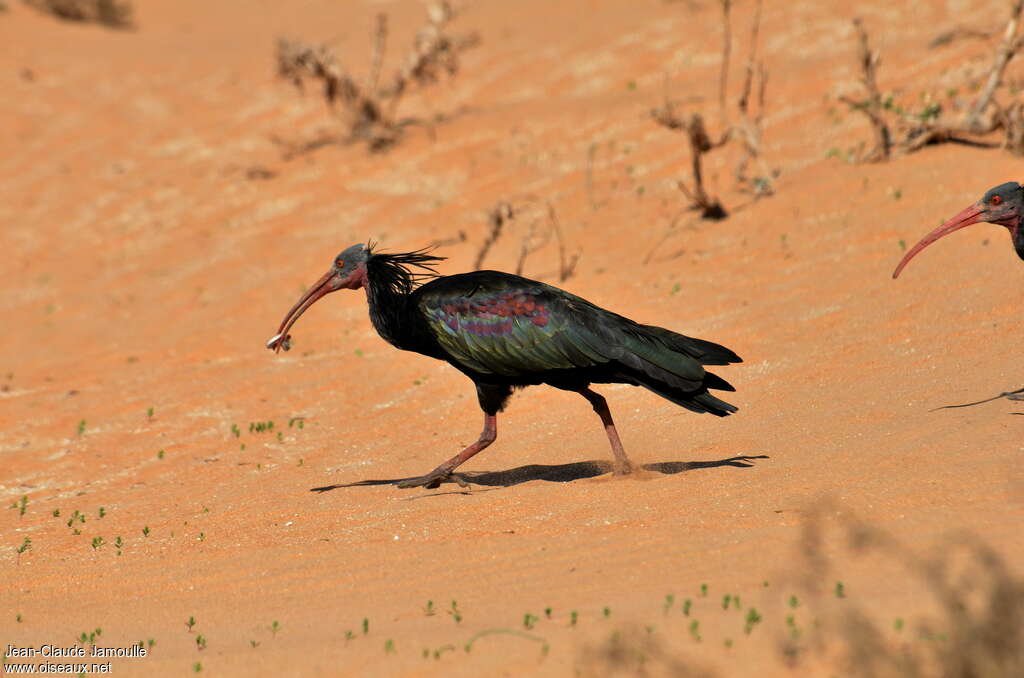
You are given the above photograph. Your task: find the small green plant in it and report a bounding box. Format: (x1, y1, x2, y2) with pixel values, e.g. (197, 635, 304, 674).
(16, 495, 27, 517)
(448, 601, 461, 624)
(16, 613, 23, 623)
(142, 526, 150, 537)
(724, 638, 733, 649)
(195, 634, 207, 650)
(544, 607, 552, 620)
(786, 614, 800, 640)
(722, 594, 732, 610)
(344, 630, 355, 642)
(193, 662, 202, 673)
(98, 506, 106, 518)
(682, 599, 692, 616)
(198, 532, 205, 542)
(663, 594, 675, 613)
(570, 610, 578, 627)
(893, 617, 904, 632)
(354, 348, 364, 358)
(523, 613, 539, 629)
(362, 618, 369, 635)
(146, 407, 154, 420)
(157, 450, 165, 459)
(250, 640, 259, 648)
(114, 536, 123, 556)
(249, 421, 274, 433)
(91, 536, 105, 550)
(186, 616, 196, 632)
(834, 581, 846, 598)
(602, 606, 611, 619)
(271, 620, 280, 636)
(15, 536, 29, 561)
(384, 639, 395, 654)
(744, 608, 762, 634)
(669, 282, 681, 296)
(689, 619, 701, 642)
(231, 424, 240, 438)
(700, 584, 708, 597)
(424, 600, 435, 616)
(147, 639, 155, 649)
(788, 595, 800, 609)
(67, 510, 85, 528)
(288, 417, 305, 429)
(77, 419, 87, 436)
(52, 508, 60, 517)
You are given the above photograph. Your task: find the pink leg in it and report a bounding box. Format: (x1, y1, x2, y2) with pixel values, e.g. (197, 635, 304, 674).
(578, 387, 633, 475)
(397, 414, 497, 489)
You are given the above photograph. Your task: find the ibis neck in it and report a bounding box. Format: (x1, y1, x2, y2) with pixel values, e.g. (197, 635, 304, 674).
(363, 270, 417, 351)
(1013, 221, 1024, 260)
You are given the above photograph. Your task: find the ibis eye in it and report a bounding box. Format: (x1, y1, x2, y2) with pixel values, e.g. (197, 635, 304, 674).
(991, 195, 1003, 205)
(336, 260, 345, 268)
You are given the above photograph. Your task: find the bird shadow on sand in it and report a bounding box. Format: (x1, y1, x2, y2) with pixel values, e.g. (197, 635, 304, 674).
(309, 455, 769, 493)
(930, 386, 1024, 413)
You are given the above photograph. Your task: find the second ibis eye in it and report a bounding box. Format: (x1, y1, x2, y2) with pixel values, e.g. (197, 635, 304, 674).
(336, 260, 345, 268)
(992, 195, 1003, 205)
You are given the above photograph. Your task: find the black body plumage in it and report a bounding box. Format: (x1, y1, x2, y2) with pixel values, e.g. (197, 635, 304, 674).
(363, 249, 740, 417)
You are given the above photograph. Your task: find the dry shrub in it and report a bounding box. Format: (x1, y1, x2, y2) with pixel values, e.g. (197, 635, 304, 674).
(782, 502, 1024, 678)
(23, 0, 133, 28)
(843, 1, 1024, 160)
(276, 1, 478, 152)
(577, 627, 716, 678)
(473, 199, 580, 281)
(652, 0, 775, 220)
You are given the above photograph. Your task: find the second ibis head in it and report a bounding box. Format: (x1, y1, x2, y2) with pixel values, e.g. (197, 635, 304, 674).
(893, 181, 1024, 279)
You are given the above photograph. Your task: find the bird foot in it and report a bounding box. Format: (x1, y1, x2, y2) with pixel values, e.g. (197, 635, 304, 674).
(396, 470, 470, 490)
(613, 460, 634, 476)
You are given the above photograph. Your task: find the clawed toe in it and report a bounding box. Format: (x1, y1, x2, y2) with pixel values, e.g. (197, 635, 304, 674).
(397, 470, 468, 489)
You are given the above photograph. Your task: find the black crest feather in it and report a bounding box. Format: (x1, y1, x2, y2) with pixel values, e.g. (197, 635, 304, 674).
(366, 244, 445, 296)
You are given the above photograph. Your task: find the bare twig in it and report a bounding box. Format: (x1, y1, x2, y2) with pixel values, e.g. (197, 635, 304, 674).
(475, 202, 514, 270)
(718, 0, 732, 124)
(515, 218, 551, 276)
(966, 0, 1024, 131)
(368, 13, 388, 96)
(734, 0, 773, 196)
(546, 202, 580, 282)
(840, 18, 892, 162)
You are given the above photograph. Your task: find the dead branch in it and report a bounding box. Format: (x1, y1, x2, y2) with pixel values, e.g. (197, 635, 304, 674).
(652, 102, 729, 219)
(276, 2, 478, 153)
(515, 217, 551, 276)
(718, 0, 732, 124)
(368, 13, 388, 96)
(929, 25, 993, 49)
(474, 202, 514, 270)
(840, 18, 892, 162)
(546, 202, 580, 282)
(965, 0, 1024, 132)
(655, 0, 773, 218)
(23, 0, 133, 28)
(428, 230, 467, 248)
(734, 0, 773, 196)
(843, 2, 1024, 160)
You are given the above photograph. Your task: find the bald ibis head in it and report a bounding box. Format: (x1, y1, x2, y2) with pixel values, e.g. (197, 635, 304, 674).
(892, 181, 1024, 279)
(266, 243, 369, 353)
